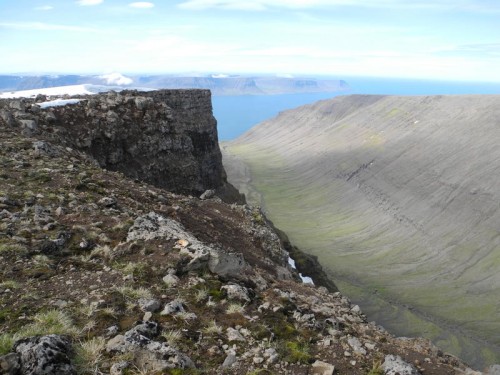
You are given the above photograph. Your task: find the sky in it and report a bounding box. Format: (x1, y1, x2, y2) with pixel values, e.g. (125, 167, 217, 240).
(1, 0, 500, 81)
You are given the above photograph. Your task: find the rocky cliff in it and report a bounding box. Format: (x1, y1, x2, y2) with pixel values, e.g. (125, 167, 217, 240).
(0, 92, 490, 375)
(0, 89, 242, 202)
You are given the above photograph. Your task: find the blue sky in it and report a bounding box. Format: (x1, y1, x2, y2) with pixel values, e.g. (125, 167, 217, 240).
(1, 0, 499, 81)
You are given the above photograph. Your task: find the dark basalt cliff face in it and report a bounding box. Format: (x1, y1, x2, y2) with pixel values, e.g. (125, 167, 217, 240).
(0, 89, 243, 202)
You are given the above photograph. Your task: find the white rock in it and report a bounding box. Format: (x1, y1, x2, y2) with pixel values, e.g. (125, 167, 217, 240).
(143, 311, 153, 321)
(221, 284, 250, 302)
(222, 350, 237, 368)
(351, 304, 361, 313)
(383, 355, 420, 375)
(311, 360, 335, 375)
(162, 273, 179, 287)
(348, 337, 367, 355)
(226, 328, 246, 342)
(365, 342, 376, 350)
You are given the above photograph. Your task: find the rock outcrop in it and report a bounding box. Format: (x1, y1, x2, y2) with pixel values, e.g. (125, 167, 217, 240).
(0, 89, 243, 202)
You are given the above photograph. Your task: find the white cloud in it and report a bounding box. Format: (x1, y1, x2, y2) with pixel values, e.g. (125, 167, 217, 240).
(99, 72, 133, 85)
(0, 22, 101, 33)
(76, 0, 103, 6)
(129, 2, 155, 8)
(177, 0, 500, 12)
(34, 5, 54, 11)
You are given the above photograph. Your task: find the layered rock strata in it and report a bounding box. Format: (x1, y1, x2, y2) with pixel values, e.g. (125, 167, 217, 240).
(0, 89, 243, 202)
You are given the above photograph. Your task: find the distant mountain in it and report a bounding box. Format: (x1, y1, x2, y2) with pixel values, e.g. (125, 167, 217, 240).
(0, 74, 349, 96)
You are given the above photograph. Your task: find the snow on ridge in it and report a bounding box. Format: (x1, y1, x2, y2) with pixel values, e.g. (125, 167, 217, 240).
(0, 84, 94, 99)
(38, 99, 82, 108)
(99, 72, 133, 86)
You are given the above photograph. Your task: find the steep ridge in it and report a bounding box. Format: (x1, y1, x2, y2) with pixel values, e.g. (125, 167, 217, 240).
(223, 94, 500, 368)
(0, 91, 483, 374)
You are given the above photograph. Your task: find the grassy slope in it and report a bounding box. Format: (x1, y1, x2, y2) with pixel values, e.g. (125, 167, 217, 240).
(223, 94, 500, 368)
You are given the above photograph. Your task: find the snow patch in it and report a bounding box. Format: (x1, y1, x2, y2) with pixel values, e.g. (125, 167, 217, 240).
(287, 257, 314, 285)
(99, 72, 133, 86)
(0, 84, 94, 99)
(38, 99, 82, 108)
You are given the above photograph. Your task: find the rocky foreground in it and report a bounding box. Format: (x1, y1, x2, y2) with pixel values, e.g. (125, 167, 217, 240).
(0, 92, 494, 374)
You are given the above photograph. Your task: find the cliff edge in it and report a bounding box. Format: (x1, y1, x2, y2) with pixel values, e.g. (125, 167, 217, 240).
(0, 89, 243, 203)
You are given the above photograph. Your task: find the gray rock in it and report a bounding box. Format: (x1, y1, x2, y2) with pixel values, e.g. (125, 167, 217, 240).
(33, 141, 58, 157)
(105, 325, 119, 338)
(264, 348, 279, 364)
(486, 365, 500, 375)
(126, 321, 159, 339)
(106, 321, 194, 371)
(383, 355, 420, 375)
(18, 119, 37, 131)
(98, 197, 117, 207)
(311, 360, 335, 375)
(138, 299, 161, 313)
(0, 109, 16, 127)
(200, 189, 216, 200)
(110, 361, 130, 375)
(221, 351, 237, 368)
(226, 328, 246, 342)
(348, 336, 367, 355)
(127, 213, 248, 278)
(221, 284, 250, 302)
(160, 300, 185, 316)
(208, 249, 246, 277)
(13, 334, 75, 375)
(0, 353, 21, 375)
(162, 273, 179, 287)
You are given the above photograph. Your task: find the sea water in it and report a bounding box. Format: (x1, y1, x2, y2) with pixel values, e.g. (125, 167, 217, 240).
(213, 77, 500, 141)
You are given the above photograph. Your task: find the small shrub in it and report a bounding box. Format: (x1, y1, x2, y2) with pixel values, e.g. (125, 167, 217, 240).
(0, 333, 15, 355)
(283, 341, 311, 364)
(226, 303, 245, 314)
(116, 286, 152, 300)
(74, 337, 106, 374)
(161, 329, 182, 345)
(194, 288, 208, 303)
(367, 360, 384, 375)
(0, 280, 20, 289)
(0, 243, 27, 255)
(203, 320, 222, 335)
(18, 309, 79, 338)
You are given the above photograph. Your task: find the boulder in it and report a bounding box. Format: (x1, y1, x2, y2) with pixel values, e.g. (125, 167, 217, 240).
(0, 353, 21, 375)
(221, 284, 250, 302)
(13, 335, 75, 375)
(311, 360, 335, 375)
(383, 355, 420, 375)
(106, 321, 194, 372)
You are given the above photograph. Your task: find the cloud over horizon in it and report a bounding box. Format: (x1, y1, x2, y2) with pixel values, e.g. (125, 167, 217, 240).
(0, 0, 499, 82)
(34, 5, 54, 11)
(76, 0, 104, 6)
(129, 2, 155, 8)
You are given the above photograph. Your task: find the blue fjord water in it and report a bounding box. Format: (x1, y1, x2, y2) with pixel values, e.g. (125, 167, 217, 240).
(213, 77, 500, 141)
